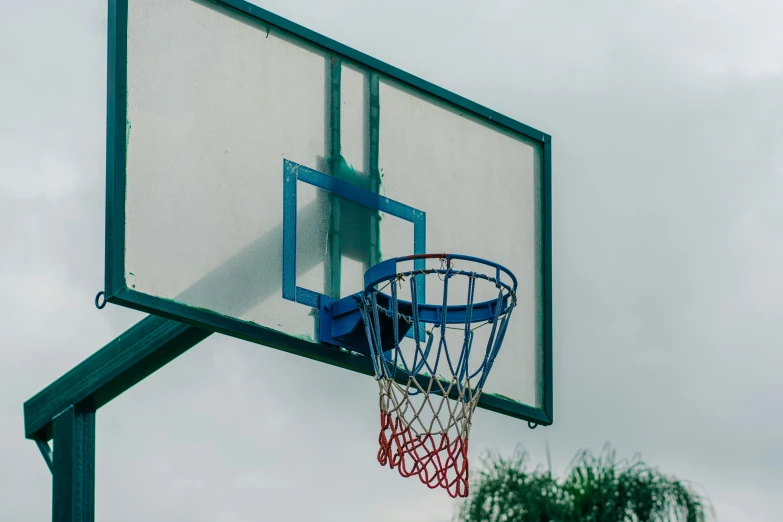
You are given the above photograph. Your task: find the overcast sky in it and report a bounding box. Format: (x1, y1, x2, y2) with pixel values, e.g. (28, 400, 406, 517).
(2, 1, 782, 521)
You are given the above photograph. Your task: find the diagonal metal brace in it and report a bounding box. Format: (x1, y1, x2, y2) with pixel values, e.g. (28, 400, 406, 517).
(36, 438, 54, 473)
(24, 315, 211, 442)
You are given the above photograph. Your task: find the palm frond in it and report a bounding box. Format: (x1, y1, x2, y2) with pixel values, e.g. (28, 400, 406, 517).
(460, 444, 712, 522)
(461, 448, 570, 522)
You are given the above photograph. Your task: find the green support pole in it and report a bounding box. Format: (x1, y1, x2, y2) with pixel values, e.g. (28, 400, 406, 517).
(52, 405, 95, 522)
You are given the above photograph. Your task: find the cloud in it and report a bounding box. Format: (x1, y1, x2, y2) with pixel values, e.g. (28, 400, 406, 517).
(2, 0, 782, 521)
(0, 143, 81, 200)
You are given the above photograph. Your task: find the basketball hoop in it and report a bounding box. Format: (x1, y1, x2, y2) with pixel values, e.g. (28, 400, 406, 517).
(356, 254, 518, 497)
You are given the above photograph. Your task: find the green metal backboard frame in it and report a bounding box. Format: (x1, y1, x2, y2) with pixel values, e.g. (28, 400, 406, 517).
(104, 0, 553, 426)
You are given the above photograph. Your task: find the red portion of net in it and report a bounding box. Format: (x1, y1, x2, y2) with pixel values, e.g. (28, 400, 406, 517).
(376, 410, 470, 498)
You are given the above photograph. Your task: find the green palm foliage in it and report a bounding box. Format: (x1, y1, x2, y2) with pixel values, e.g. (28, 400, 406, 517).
(460, 445, 711, 522)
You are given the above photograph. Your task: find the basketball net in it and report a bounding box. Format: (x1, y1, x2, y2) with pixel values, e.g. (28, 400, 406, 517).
(358, 260, 515, 497)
